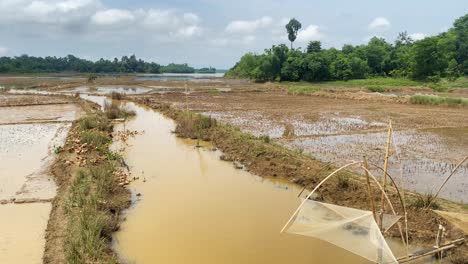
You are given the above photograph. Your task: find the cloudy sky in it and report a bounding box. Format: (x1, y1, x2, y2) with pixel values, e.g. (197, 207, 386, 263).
(0, 0, 467, 68)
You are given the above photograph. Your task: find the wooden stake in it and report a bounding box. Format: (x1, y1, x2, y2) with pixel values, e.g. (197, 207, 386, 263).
(380, 121, 392, 231)
(363, 156, 376, 221)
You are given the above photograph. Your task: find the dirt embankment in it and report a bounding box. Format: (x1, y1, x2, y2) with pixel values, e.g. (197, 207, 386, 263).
(43, 99, 131, 264)
(133, 96, 467, 261)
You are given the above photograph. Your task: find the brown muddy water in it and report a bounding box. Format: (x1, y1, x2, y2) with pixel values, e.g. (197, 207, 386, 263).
(110, 101, 414, 264)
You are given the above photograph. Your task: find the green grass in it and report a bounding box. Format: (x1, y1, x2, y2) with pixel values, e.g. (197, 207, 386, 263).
(81, 130, 110, 149)
(427, 84, 451, 93)
(442, 77, 468, 88)
(65, 163, 117, 264)
(207, 89, 221, 95)
(410, 94, 468, 107)
(328, 77, 421, 87)
(287, 85, 322, 95)
(366, 85, 386, 93)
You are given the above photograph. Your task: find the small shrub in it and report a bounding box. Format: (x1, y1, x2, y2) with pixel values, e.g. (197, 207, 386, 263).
(78, 114, 111, 132)
(259, 135, 270, 143)
(427, 75, 441, 83)
(337, 174, 350, 189)
(81, 130, 110, 149)
(409, 193, 440, 209)
(110, 92, 125, 100)
(282, 123, 295, 137)
(207, 89, 221, 96)
(367, 85, 386, 93)
(54, 146, 63, 154)
(428, 84, 450, 93)
(104, 101, 135, 119)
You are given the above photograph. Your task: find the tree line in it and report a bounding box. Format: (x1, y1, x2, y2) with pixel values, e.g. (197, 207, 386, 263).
(226, 14, 468, 82)
(0, 54, 215, 74)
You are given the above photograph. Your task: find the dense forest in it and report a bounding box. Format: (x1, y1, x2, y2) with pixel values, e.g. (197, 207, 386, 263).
(0, 55, 215, 74)
(226, 14, 468, 82)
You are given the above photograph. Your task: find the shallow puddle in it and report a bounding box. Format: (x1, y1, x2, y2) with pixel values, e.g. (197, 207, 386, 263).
(0, 203, 51, 264)
(111, 102, 406, 264)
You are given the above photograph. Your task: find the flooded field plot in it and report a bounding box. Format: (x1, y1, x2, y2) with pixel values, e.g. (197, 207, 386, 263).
(0, 94, 70, 107)
(0, 203, 51, 264)
(0, 98, 80, 263)
(0, 104, 82, 124)
(0, 123, 69, 200)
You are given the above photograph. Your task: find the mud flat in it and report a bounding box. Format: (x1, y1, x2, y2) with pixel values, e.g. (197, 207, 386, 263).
(0, 95, 82, 262)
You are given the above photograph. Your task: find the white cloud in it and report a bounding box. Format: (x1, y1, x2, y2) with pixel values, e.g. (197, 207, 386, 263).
(225, 16, 273, 34)
(141, 9, 202, 39)
(0, 46, 8, 56)
(368, 17, 391, 31)
(410, 32, 427, 41)
(296, 25, 323, 43)
(0, 0, 102, 24)
(91, 9, 134, 25)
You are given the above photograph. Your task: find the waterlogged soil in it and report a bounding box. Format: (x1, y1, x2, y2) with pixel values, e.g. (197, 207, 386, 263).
(139, 89, 468, 202)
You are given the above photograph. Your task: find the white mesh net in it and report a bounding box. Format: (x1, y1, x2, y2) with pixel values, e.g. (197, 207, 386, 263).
(286, 200, 398, 264)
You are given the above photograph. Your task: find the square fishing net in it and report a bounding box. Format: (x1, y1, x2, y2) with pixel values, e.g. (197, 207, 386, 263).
(285, 200, 398, 264)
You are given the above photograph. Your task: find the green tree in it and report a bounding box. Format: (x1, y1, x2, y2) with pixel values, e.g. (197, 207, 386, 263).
(285, 18, 302, 49)
(453, 14, 468, 74)
(306, 41, 322, 53)
(446, 59, 461, 81)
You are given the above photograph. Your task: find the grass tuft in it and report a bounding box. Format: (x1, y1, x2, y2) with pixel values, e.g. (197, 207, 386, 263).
(410, 94, 468, 107)
(104, 101, 136, 119)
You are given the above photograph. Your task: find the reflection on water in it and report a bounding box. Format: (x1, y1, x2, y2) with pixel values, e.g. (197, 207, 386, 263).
(111, 102, 380, 264)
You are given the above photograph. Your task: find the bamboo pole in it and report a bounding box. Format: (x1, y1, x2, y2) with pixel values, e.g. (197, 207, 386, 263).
(425, 156, 468, 210)
(380, 121, 392, 231)
(363, 156, 377, 221)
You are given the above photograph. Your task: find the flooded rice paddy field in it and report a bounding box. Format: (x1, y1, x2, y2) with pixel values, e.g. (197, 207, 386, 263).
(0, 94, 81, 262)
(143, 89, 468, 203)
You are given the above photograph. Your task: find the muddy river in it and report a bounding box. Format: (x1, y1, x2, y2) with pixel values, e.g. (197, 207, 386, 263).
(109, 101, 412, 264)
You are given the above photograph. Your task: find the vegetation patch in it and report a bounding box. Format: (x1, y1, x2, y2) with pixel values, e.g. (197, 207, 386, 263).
(366, 85, 387, 93)
(104, 100, 136, 119)
(287, 85, 322, 95)
(410, 94, 468, 107)
(45, 109, 130, 264)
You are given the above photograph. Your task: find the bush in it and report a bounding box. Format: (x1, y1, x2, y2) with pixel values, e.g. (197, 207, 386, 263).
(367, 85, 386, 93)
(78, 114, 111, 131)
(110, 92, 124, 100)
(81, 130, 110, 149)
(428, 84, 450, 93)
(409, 193, 440, 209)
(104, 101, 136, 119)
